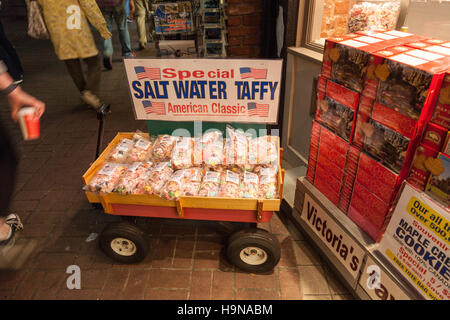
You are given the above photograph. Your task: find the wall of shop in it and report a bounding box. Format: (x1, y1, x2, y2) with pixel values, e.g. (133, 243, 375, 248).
(226, 0, 265, 58)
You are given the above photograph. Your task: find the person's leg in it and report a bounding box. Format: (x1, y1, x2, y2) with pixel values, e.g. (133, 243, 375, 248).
(83, 55, 101, 97)
(0, 19, 23, 82)
(101, 8, 114, 62)
(113, 2, 133, 57)
(134, 0, 147, 49)
(63, 58, 86, 93)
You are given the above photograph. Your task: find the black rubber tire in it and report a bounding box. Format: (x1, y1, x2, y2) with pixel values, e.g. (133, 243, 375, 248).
(99, 221, 149, 264)
(226, 228, 281, 273)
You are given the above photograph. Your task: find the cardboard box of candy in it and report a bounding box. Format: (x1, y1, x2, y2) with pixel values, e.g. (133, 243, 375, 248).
(306, 121, 360, 210)
(315, 77, 359, 142)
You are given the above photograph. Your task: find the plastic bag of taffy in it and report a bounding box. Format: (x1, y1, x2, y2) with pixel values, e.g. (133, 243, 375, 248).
(114, 161, 152, 195)
(202, 130, 224, 170)
(219, 170, 241, 198)
(151, 134, 177, 162)
(224, 126, 250, 169)
(198, 170, 222, 197)
(240, 171, 259, 199)
(160, 169, 186, 200)
(143, 161, 173, 195)
(108, 138, 134, 163)
(85, 162, 128, 193)
(259, 167, 278, 199)
(254, 135, 279, 167)
(127, 133, 153, 163)
(182, 167, 204, 197)
(171, 136, 193, 170)
(192, 136, 203, 166)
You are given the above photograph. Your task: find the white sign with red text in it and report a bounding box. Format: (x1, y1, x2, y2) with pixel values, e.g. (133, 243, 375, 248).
(124, 59, 283, 123)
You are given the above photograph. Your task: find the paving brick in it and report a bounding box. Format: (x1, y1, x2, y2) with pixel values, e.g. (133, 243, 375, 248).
(278, 269, 302, 300)
(196, 236, 224, 251)
(235, 272, 277, 289)
(145, 289, 188, 300)
(298, 265, 331, 295)
(32, 270, 66, 300)
(56, 288, 103, 300)
(148, 270, 190, 289)
(122, 269, 149, 300)
(189, 270, 212, 300)
(235, 289, 280, 300)
(212, 270, 234, 300)
(151, 236, 176, 268)
(172, 237, 195, 268)
(193, 251, 222, 269)
(10, 270, 45, 300)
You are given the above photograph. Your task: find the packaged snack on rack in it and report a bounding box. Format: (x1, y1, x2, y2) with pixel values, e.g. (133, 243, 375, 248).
(151, 135, 177, 162)
(259, 167, 279, 199)
(85, 162, 128, 193)
(160, 169, 186, 200)
(240, 171, 259, 199)
(182, 167, 204, 196)
(171, 137, 193, 170)
(219, 170, 241, 198)
(202, 130, 224, 169)
(127, 137, 153, 163)
(114, 161, 153, 195)
(198, 170, 222, 197)
(225, 126, 250, 169)
(257, 136, 278, 167)
(144, 161, 173, 195)
(193, 136, 203, 166)
(108, 138, 134, 163)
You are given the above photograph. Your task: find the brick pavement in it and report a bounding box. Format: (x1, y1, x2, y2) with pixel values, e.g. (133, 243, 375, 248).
(0, 14, 354, 300)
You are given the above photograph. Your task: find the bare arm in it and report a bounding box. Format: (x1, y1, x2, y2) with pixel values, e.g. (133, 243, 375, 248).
(0, 63, 45, 122)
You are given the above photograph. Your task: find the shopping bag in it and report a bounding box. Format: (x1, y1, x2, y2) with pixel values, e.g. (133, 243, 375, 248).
(26, 0, 49, 40)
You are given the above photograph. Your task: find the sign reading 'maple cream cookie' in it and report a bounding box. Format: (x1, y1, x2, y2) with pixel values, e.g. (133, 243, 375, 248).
(124, 59, 283, 124)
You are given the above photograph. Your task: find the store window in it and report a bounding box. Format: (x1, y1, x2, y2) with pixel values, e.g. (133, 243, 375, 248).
(302, 0, 402, 51)
(301, 0, 450, 53)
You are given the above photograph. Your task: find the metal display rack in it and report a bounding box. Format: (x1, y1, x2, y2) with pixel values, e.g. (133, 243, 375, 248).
(198, 0, 228, 57)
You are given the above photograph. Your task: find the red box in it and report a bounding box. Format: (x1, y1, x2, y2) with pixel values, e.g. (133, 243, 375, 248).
(422, 122, 448, 151)
(314, 166, 341, 206)
(318, 137, 347, 169)
(348, 205, 384, 242)
(317, 152, 344, 182)
(350, 182, 390, 230)
(430, 72, 450, 130)
(356, 154, 398, 204)
(319, 125, 348, 156)
(407, 144, 439, 190)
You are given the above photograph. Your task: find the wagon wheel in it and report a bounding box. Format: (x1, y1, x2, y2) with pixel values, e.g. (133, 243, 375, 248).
(226, 228, 281, 273)
(99, 221, 149, 264)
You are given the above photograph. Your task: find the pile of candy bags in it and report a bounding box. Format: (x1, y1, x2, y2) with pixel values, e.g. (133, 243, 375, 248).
(85, 127, 280, 200)
(347, 1, 400, 33)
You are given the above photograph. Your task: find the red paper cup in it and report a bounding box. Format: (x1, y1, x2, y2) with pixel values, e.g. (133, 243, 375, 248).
(18, 107, 40, 140)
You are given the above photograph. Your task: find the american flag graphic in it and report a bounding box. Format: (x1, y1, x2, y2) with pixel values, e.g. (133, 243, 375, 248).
(134, 66, 161, 80)
(240, 67, 268, 79)
(247, 102, 269, 117)
(143, 100, 166, 115)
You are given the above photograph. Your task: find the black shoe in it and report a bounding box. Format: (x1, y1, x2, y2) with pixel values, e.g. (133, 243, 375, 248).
(103, 57, 113, 70)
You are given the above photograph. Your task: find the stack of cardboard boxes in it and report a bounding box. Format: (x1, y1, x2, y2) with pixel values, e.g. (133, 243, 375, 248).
(305, 30, 450, 241)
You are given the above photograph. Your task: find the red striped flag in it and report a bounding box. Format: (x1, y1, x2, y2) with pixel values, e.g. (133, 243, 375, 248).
(143, 100, 166, 115)
(134, 66, 161, 80)
(240, 67, 268, 79)
(247, 102, 269, 117)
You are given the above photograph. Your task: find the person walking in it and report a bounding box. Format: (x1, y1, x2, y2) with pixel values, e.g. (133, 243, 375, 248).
(0, 16, 24, 84)
(0, 60, 45, 269)
(134, 0, 155, 51)
(38, 0, 112, 110)
(96, 0, 136, 70)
